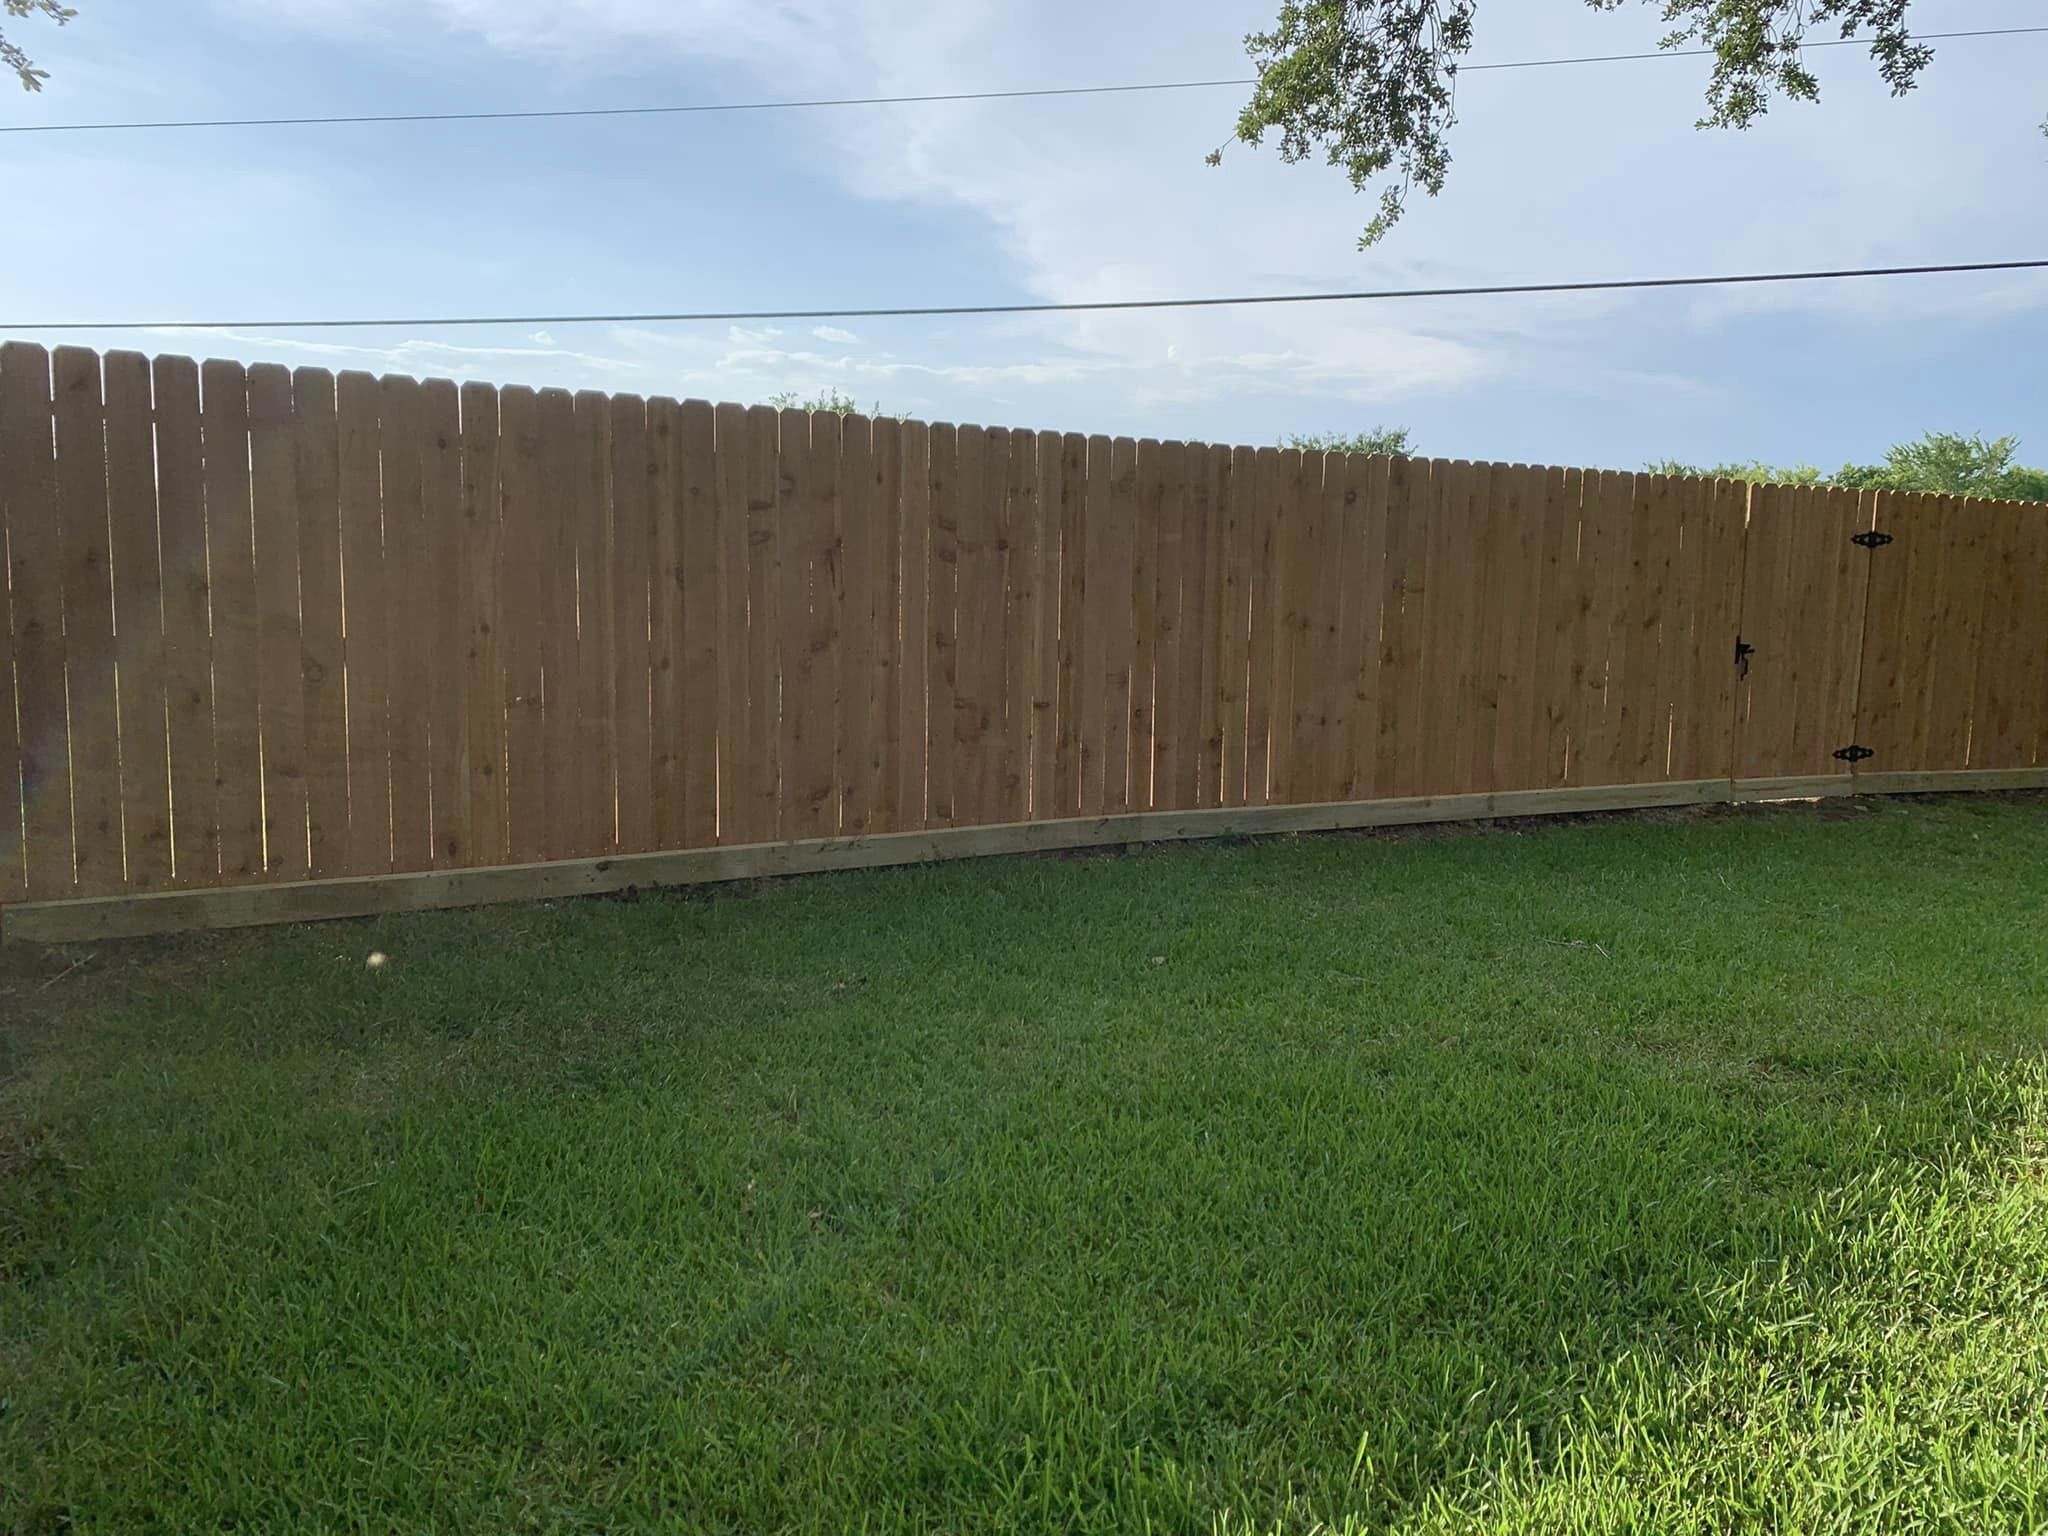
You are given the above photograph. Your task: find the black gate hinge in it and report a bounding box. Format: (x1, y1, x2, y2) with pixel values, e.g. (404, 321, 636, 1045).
(1734, 637, 1754, 678)
(1851, 530, 1893, 549)
(1833, 744, 1875, 763)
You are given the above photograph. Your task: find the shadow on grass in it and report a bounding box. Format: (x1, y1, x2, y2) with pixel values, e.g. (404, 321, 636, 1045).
(3, 796, 2047, 1532)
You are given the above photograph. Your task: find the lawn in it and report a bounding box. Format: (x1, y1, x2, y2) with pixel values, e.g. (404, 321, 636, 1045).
(4, 795, 2047, 1534)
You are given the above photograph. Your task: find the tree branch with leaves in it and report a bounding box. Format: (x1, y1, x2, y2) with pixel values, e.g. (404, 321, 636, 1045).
(5, 0, 74, 91)
(1219, 1, 1963, 247)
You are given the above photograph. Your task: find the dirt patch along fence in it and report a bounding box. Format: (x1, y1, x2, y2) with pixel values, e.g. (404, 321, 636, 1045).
(1, 341, 2044, 939)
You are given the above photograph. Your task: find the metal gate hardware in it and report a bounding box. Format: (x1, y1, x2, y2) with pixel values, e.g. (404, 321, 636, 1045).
(1735, 638, 1755, 679)
(1851, 530, 1894, 549)
(1832, 744, 1875, 763)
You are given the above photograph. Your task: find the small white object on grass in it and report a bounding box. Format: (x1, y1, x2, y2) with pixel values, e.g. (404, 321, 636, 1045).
(366, 951, 389, 970)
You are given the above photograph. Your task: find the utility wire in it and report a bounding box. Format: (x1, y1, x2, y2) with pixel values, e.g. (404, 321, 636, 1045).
(3, 25, 2042, 136)
(9, 259, 2045, 333)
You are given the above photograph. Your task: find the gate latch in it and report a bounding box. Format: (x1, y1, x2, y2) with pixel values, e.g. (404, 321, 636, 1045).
(1833, 744, 1875, 764)
(1735, 638, 1755, 679)
(1851, 530, 1894, 549)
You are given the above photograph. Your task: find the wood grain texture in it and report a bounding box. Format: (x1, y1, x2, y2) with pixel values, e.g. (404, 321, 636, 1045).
(872, 417, 907, 831)
(950, 424, 998, 827)
(712, 401, 756, 842)
(1923, 494, 1990, 773)
(154, 355, 217, 885)
(0, 352, 18, 898)
(495, 385, 546, 864)
(604, 396, 653, 852)
(1244, 446, 1285, 806)
(837, 413, 880, 834)
(1129, 438, 1162, 809)
(1375, 455, 1431, 799)
(572, 390, 616, 855)
(1000, 428, 1041, 823)
(924, 423, 959, 827)
(1, 344, 74, 897)
(421, 379, 469, 866)
(1029, 429, 1062, 820)
(676, 399, 719, 849)
(1532, 468, 1581, 790)
(1215, 446, 1254, 806)
(1339, 454, 1389, 800)
(1150, 440, 1190, 811)
(1486, 465, 1541, 794)
(892, 421, 932, 829)
(248, 362, 308, 879)
(294, 369, 349, 877)
(645, 399, 683, 846)
(200, 359, 264, 880)
(1075, 434, 1113, 815)
(1101, 437, 1139, 813)
(746, 406, 786, 839)
(457, 381, 507, 867)
(102, 351, 172, 889)
(380, 374, 433, 873)
(780, 409, 839, 838)
(1174, 441, 1217, 810)
(1689, 479, 1748, 783)
(1049, 432, 1088, 819)
(50, 347, 122, 894)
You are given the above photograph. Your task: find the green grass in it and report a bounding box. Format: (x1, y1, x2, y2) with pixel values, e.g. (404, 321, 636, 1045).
(4, 795, 2048, 1534)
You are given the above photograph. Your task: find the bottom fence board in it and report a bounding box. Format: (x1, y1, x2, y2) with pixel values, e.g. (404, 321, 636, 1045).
(7, 771, 2041, 943)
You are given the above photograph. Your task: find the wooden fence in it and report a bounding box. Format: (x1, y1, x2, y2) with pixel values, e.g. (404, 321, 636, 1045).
(2, 341, 2043, 939)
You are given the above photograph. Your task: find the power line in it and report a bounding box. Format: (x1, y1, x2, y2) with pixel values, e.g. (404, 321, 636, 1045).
(9, 259, 2045, 334)
(3, 25, 2041, 136)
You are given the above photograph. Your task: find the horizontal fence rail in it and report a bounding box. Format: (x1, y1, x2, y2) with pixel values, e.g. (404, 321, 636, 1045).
(1, 341, 2043, 939)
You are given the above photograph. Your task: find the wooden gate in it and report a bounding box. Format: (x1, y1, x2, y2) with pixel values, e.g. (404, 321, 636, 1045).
(1731, 484, 1876, 795)
(1854, 491, 2048, 788)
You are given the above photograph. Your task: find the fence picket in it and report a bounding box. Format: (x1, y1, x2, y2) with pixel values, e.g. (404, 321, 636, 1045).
(202, 360, 264, 880)
(926, 423, 959, 827)
(1030, 429, 1062, 820)
(248, 363, 308, 879)
(838, 413, 879, 834)
(1487, 465, 1541, 793)
(646, 399, 683, 845)
(574, 391, 616, 855)
(896, 420, 931, 829)
(712, 402, 754, 842)
(495, 385, 546, 863)
(103, 351, 172, 889)
(295, 370, 349, 876)
(746, 405, 785, 840)
(458, 381, 507, 867)
(381, 375, 433, 872)
(1216, 447, 1254, 806)
(1, 343, 75, 898)
(1077, 434, 1113, 815)
(1001, 428, 1041, 822)
(677, 400, 719, 849)
(422, 379, 469, 866)
(51, 347, 122, 894)
(952, 424, 998, 827)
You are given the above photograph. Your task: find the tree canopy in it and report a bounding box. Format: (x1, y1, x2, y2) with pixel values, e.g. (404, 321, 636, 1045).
(4, 0, 73, 92)
(1219, 1, 1973, 246)
(1648, 432, 2048, 502)
(1286, 425, 1414, 456)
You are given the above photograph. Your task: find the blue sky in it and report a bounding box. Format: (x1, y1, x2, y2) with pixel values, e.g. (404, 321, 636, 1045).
(5, 0, 2045, 471)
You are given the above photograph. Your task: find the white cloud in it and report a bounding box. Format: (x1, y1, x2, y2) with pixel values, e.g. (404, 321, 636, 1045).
(229, 0, 2048, 449)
